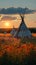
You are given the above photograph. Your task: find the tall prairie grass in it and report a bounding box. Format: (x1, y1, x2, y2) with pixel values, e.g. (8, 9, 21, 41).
(0, 35, 36, 65)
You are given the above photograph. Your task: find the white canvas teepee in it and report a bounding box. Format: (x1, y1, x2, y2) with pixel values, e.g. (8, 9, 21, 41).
(14, 14, 31, 38)
(10, 26, 17, 35)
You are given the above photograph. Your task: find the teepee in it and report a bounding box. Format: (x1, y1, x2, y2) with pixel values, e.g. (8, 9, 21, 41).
(10, 26, 17, 35)
(14, 14, 31, 38)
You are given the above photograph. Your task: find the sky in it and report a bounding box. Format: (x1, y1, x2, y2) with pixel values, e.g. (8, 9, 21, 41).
(0, 0, 36, 28)
(0, 0, 36, 9)
(0, 14, 36, 28)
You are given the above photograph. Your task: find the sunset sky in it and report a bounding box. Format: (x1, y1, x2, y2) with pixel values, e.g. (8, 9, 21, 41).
(0, 0, 36, 28)
(0, 0, 36, 9)
(0, 14, 36, 28)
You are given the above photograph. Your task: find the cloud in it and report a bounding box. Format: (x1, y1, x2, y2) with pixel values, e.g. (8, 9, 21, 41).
(0, 7, 36, 14)
(1, 16, 17, 21)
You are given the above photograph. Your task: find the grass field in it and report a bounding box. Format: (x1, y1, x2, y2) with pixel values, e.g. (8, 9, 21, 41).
(0, 33, 36, 65)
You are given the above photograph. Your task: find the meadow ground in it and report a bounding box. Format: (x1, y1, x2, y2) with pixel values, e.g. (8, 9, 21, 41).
(0, 33, 36, 65)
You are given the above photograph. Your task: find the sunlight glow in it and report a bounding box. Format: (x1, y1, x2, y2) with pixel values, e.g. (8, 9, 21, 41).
(4, 22, 11, 28)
